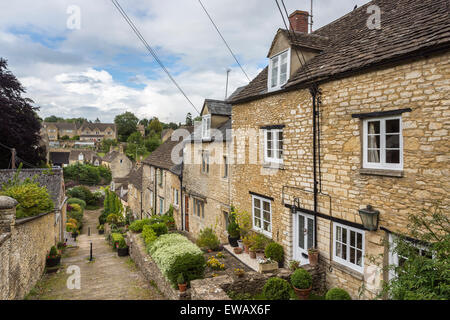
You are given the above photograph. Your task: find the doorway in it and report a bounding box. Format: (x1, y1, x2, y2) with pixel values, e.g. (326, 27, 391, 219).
(293, 211, 315, 265)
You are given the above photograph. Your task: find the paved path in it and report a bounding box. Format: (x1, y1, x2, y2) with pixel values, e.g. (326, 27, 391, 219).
(27, 209, 164, 300)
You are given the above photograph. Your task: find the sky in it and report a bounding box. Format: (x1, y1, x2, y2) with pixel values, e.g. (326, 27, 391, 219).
(0, 0, 371, 123)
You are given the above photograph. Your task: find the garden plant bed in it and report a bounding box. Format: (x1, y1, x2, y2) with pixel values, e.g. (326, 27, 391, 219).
(203, 250, 253, 279)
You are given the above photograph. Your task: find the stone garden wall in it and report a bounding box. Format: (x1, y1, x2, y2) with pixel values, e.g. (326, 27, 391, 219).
(127, 231, 190, 300)
(0, 196, 58, 300)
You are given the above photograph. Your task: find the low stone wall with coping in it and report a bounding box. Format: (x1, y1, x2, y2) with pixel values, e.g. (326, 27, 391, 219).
(191, 265, 326, 300)
(127, 231, 190, 300)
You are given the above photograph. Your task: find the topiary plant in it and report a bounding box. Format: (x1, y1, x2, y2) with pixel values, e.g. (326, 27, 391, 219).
(325, 288, 352, 300)
(265, 242, 284, 263)
(290, 268, 312, 289)
(262, 277, 292, 300)
(227, 213, 240, 238)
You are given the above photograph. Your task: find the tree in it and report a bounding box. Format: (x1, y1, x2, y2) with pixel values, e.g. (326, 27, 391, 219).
(0, 58, 46, 168)
(148, 117, 163, 137)
(139, 118, 149, 127)
(44, 115, 64, 122)
(381, 204, 449, 300)
(94, 117, 101, 123)
(144, 135, 161, 153)
(194, 116, 202, 122)
(185, 112, 193, 126)
(101, 138, 118, 153)
(114, 111, 139, 142)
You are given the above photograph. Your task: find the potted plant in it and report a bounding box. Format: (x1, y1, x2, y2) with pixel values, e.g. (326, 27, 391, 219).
(234, 247, 243, 254)
(265, 242, 284, 268)
(242, 235, 253, 254)
(290, 268, 313, 300)
(251, 233, 268, 259)
(46, 246, 61, 268)
(249, 247, 257, 259)
(177, 273, 187, 292)
(289, 260, 300, 271)
(308, 247, 319, 266)
(258, 258, 278, 273)
(117, 238, 129, 257)
(227, 213, 240, 247)
(237, 239, 244, 250)
(233, 268, 245, 278)
(98, 224, 105, 235)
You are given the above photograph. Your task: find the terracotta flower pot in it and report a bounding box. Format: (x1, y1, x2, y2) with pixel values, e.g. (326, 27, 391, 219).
(244, 244, 249, 254)
(178, 283, 187, 292)
(293, 286, 312, 300)
(249, 250, 256, 259)
(234, 247, 243, 254)
(308, 250, 319, 266)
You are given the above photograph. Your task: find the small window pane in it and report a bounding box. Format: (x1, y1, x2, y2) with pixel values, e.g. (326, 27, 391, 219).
(254, 217, 261, 228)
(307, 218, 314, 249)
(350, 231, 356, 247)
(356, 249, 362, 266)
(263, 201, 270, 212)
(368, 135, 380, 148)
(336, 226, 342, 242)
(386, 119, 400, 133)
(254, 198, 261, 209)
(263, 221, 271, 232)
(386, 150, 400, 163)
(298, 217, 305, 249)
(386, 135, 400, 148)
(254, 208, 260, 219)
(263, 210, 270, 222)
(350, 247, 355, 264)
(342, 228, 347, 243)
(368, 121, 380, 134)
(368, 149, 380, 163)
(357, 233, 363, 249)
(342, 244, 347, 259)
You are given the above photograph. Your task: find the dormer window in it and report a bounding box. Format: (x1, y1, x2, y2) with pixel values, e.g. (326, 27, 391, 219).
(268, 49, 290, 91)
(202, 114, 211, 140)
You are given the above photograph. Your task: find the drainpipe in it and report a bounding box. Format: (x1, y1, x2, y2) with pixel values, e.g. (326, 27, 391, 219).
(180, 146, 185, 231)
(310, 83, 319, 249)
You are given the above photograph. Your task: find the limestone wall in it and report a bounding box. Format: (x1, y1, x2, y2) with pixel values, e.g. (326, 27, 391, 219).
(0, 196, 58, 300)
(231, 51, 450, 299)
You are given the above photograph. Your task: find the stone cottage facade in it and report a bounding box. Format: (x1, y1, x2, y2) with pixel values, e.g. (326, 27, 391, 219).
(141, 127, 193, 227)
(101, 144, 133, 179)
(228, 0, 449, 299)
(182, 100, 233, 242)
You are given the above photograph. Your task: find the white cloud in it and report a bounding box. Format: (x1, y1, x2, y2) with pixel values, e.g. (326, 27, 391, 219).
(0, 0, 371, 123)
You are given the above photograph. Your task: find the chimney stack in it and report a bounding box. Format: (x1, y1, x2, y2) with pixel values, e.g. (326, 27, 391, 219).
(288, 10, 309, 33)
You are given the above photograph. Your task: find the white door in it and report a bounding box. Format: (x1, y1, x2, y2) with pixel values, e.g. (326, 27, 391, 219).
(293, 212, 315, 265)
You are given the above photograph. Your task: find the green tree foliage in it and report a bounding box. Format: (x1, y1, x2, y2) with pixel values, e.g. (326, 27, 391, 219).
(185, 112, 193, 126)
(99, 187, 124, 225)
(101, 139, 118, 153)
(63, 163, 111, 185)
(382, 205, 449, 300)
(148, 117, 163, 137)
(114, 111, 139, 142)
(1, 170, 54, 218)
(0, 58, 47, 168)
(144, 135, 161, 153)
(44, 115, 65, 122)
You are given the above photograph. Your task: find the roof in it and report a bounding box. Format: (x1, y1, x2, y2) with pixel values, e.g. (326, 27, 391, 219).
(128, 166, 143, 191)
(226, 86, 246, 101)
(231, 0, 450, 103)
(49, 152, 70, 165)
(188, 119, 231, 143)
(0, 168, 65, 209)
(79, 122, 115, 132)
(69, 150, 96, 161)
(201, 99, 232, 116)
(142, 126, 194, 174)
(267, 29, 330, 56)
(43, 122, 77, 131)
(102, 150, 120, 162)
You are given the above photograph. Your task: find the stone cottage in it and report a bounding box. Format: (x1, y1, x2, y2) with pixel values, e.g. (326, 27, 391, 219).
(101, 144, 132, 179)
(127, 165, 144, 220)
(228, 0, 449, 299)
(182, 99, 233, 242)
(68, 149, 98, 166)
(141, 127, 193, 227)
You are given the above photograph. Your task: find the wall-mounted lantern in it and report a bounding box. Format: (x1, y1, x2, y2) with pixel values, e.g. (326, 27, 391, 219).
(358, 205, 380, 231)
(291, 198, 300, 213)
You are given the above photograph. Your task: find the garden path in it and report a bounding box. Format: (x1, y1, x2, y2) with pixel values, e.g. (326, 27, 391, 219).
(26, 208, 164, 300)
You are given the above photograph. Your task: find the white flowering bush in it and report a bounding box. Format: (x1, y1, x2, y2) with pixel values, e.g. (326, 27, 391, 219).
(148, 233, 205, 287)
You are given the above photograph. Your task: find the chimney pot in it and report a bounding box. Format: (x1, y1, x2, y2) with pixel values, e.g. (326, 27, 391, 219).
(288, 10, 309, 33)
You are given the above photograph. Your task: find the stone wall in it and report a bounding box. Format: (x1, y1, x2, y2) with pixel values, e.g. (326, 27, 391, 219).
(231, 51, 450, 299)
(0, 196, 58, 300)
(127, 231, 189, 300)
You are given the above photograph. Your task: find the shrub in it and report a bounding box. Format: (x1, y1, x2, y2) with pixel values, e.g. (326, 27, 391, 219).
(233, 207, 252, 238)
(263, 277, 291, 300)
(325, 288, 352, 300)
(142, 225, 157, 245)
(1, 181, 54, 218)
(148, 234, 205, 287)
(250, 233, 270, 251)
(150, 222, 168, 237)
(265, 242, 284, 263)
(129, 219, 152, 233)
(227, 212, 240, 238)
(67, 198, 86, 209)
(290, 268, 312, 289)
(48, 246, 60, 258)
(67, 186, 94, 204)
(177, 273, 185, 285)
(107, 213, 122, 225)
(111, 233, 124, 248)
(63, 163, 103, 186)
(69, 203, 82, 213)
(196, 227, 220, 251)
(118, 237, 128, 249)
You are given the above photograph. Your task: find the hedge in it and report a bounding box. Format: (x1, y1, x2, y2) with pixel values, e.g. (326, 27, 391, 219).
(67, 198, 86, 209)
(129, 219, 152, 233)
(142, 225, 157, 245)
(148, 233, 205, 287)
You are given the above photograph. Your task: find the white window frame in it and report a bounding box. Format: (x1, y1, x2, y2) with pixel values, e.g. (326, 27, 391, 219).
(202, 114, 211, 140)
(268, 49, 291, 92)
(194, 198, 204, 218)
(333, 222, 365, 273)
(78, 153, 84, 161)
(159, 197, 164, 214)
(363, 116, 403, 170)
(251, 195, 272, 238)
(263, 129, 283, 164)
(173, 188, 179, 207)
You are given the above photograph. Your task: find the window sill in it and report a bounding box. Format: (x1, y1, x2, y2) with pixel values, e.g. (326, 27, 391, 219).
(262, 162, 284, 170)
(330, 261, 364, 281)
(359, 168, 403, 177)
